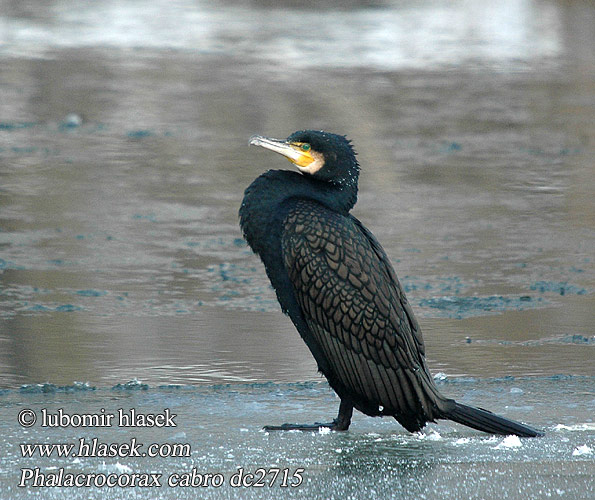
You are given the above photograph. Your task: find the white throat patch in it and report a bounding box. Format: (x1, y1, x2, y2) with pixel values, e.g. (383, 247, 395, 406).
(297, 150, 325, 175)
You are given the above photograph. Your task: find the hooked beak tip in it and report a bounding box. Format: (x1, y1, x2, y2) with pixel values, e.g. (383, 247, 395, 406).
(249, 135, 265, 147)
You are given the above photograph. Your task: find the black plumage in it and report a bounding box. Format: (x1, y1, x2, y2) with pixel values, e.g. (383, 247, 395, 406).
(240, 130, 543, 437)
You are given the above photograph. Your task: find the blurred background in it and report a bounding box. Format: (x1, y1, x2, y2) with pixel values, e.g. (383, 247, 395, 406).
(1, 0, 594, 388)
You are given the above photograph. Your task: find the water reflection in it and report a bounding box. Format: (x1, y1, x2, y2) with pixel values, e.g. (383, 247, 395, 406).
(0, 0, 567, 70)
(0, 0, 593, 388)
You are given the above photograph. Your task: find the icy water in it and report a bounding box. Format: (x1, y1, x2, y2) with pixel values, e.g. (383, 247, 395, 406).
(1, 0, 594, 498)
(0, 377, 593, 500)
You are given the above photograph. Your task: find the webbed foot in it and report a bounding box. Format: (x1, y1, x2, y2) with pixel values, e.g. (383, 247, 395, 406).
(263, 399, 353, 432)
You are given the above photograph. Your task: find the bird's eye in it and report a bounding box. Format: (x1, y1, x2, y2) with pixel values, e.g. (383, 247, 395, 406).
(301, 143, 311, 152)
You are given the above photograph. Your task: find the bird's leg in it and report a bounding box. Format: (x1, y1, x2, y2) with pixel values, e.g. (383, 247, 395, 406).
(263, 399, 353, 432)
(332, 399, 353, 430)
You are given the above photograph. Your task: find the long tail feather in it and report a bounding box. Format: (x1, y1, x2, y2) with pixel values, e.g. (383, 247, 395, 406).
(445, 402, 544, 437)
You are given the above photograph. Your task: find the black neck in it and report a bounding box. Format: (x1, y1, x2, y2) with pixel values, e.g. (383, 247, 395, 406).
(239, 169, 358, 260)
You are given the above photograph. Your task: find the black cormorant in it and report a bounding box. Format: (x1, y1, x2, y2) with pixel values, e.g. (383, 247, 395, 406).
(239, 130, 543, 437)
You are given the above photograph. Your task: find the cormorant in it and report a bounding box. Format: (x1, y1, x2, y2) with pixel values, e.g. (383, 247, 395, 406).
(239, 130, 543, 437)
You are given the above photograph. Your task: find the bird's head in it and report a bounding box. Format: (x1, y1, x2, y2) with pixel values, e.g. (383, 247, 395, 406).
(249, 130, 359, 187)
